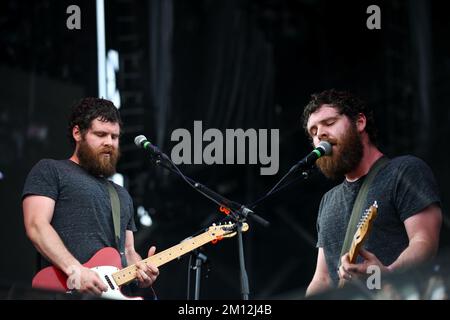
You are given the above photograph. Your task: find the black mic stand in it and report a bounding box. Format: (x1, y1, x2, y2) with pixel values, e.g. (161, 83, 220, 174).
(193, 251, 208, 300)
(187, 249, 208, 300)
(226, 166, 317, 299)
(146, 153, 268, 300)
(246, 164, 318, 210)
(236, 220, 249, 299)
(187, 164, 317, 300)
(143, 148, 317, 300)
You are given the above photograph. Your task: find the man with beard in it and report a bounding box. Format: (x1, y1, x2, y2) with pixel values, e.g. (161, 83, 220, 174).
(22, 98, 159, 298)
(302, 89, 442, 297)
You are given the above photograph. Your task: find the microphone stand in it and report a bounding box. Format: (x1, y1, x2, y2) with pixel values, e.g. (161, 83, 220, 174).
(146, 153, 268, 300)
(227, 165, 317, 299)
(193, 251, 207, 300)
(247, 164, 318, 210)
(187, 250, 208, 300)
(236, 220, 249, 300)
(144, 149, 317, 300)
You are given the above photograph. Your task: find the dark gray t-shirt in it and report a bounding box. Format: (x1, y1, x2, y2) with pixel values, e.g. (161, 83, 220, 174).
(316, 155, 441, 286)
(22, 159, 137, 269)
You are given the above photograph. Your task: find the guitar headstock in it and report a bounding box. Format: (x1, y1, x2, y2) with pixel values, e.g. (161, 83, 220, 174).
(207, 222, 249, 238)
(353, 201, 378, 246)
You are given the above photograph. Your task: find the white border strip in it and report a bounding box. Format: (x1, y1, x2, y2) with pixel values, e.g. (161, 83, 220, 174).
(96, 0, 106, 98)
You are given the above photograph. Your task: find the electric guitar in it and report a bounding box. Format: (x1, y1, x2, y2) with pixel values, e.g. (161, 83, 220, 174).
(338, 201, 378, 288)
(32, 222, 249, 300)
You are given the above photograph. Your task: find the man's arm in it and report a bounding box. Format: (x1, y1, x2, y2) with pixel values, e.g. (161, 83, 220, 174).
(388, 203, 442, 271)
(125, 230, 159, 287)
(339, 204, 442, 279)
(23, 195, 107, 295)
(305, 247, 332, 297)
(23, 195, 81, 275)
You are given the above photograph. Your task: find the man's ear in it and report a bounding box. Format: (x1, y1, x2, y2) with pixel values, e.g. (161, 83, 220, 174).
(356, 113, 367, 133)
(72, 125, 82, 142)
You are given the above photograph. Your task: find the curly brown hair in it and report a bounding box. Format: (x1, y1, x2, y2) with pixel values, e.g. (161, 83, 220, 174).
(67, 97, 123, 146)
(301, 89, 378, 145)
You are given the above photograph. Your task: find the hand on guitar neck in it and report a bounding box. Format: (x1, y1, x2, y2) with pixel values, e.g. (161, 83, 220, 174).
(337, 248, 390, 288)
(337, 202, 389, 288)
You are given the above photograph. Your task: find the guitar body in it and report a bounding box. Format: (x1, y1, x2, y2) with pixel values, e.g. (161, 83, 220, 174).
(32, 247, 142, 300)
(31, 222, 249, 299)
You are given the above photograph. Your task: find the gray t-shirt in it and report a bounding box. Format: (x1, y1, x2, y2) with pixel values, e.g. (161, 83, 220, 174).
(22, 159, 137, 269)
(316, 155, 441, 286)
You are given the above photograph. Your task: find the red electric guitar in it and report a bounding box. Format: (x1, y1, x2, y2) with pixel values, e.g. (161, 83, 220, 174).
(32, 222, 249, 300)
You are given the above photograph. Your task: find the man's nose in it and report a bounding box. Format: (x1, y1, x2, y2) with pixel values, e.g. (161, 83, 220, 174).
(317, 126, 329, 140)
(103, 135, 113, 146)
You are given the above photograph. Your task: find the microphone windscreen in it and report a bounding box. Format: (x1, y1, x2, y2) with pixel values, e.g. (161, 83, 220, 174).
(134, 135, 147, 147)
(318, 141, 332, 156)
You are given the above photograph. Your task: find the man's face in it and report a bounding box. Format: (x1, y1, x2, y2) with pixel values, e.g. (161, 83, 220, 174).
(306, 105, 363, 179)
(76, 118, 121, 177)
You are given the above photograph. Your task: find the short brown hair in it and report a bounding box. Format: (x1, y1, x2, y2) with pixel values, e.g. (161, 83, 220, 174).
(67, 97, 122, 146)
(302, 89, 378, 145)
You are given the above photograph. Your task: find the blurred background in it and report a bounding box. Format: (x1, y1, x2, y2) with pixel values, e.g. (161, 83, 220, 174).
(0, 0, 449, 299)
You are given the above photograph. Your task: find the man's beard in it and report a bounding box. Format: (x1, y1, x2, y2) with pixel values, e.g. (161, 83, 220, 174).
(315, 125, 363, 180)
(77, 138, 120, 177)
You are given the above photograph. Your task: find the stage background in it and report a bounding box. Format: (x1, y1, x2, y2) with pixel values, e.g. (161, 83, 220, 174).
(1, 0, 449, 299)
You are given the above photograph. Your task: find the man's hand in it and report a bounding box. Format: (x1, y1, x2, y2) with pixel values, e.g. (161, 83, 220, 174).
(135, 246, 159, 288)
(68, 265, 108, 296)
(338, 249, 390, 284)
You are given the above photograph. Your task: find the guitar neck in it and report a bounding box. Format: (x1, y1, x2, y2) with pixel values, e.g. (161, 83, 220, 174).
(338, 203, 378, 288)
(112, 231, 214, 286)
(347, 242, 360, 264)
(338, 243, 360, 289)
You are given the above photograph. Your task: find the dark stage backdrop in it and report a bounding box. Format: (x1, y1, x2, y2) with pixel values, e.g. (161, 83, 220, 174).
(1, 0, 449, 299)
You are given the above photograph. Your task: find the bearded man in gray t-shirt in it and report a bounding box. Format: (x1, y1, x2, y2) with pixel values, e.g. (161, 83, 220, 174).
(302, 90, 442, 297)
(22, 98, 159, 298)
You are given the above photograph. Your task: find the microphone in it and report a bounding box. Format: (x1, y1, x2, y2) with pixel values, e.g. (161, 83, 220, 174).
(289, 141, 332, 173)
(134, 135, 164, 157)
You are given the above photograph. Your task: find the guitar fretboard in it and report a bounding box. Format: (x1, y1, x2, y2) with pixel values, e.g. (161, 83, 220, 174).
(112, 229, 222, 286)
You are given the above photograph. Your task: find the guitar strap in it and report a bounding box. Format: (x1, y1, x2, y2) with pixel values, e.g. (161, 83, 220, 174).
(106, 181, 127, 267)
(338, 156, 390, 266)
